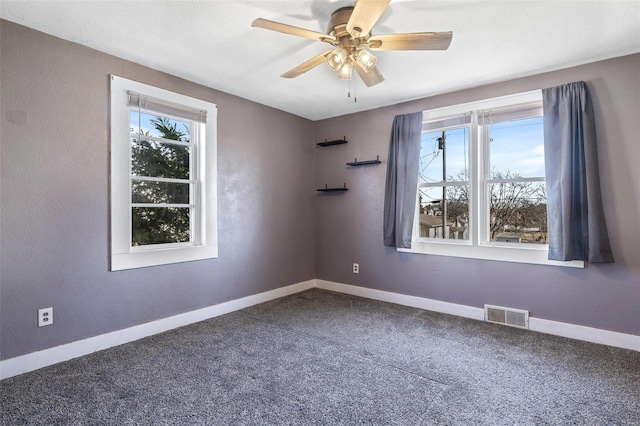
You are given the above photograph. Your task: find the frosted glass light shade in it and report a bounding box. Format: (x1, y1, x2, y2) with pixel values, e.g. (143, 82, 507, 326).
(337, 62, 353, 80)
(355, 49, 377, 73)
(326, 48, 348, 71)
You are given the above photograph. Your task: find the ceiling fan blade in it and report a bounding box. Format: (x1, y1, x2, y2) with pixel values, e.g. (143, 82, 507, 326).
(354, 62, 385, 87)
(346, 0, 391, 38)
(281, 50, 333, 78)
(252, 18, 336, 43)
(368, 32, 453, 50)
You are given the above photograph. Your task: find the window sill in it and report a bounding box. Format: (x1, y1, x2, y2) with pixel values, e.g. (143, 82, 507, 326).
(111, 244, 218, 271)
(398, 240, 584, 268)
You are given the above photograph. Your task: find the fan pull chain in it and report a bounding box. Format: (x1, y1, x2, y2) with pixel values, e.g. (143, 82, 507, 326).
(354, 79, 357, 103)
(346, 78, 357, 103)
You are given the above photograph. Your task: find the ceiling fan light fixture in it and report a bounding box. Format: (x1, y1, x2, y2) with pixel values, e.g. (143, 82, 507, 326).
(252, 1, 452, 88)
(337, 61, 353, 80)
(326, 47, 348, 71)
(355, 49, 377, 73)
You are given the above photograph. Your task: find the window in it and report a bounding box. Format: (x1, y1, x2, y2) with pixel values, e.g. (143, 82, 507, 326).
(403, 91, 582, 267)
(110, 76, 217, 270)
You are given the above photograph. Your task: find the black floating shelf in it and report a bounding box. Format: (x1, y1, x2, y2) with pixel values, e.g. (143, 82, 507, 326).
(317, 183, 348, 192)
(347, 155, 381, 166)
(317, 136, 348, 147)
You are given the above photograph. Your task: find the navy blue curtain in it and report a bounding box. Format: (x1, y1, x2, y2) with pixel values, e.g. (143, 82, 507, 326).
(383, 112, 423, 248)
(542, 81, 614, 262)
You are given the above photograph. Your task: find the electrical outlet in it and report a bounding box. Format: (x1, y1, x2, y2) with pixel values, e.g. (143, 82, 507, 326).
(353, 263, 359, 274)
(38, 307, 53, 327)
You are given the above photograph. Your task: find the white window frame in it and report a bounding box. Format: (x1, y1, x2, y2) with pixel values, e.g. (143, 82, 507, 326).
(110, 75, 218, 270)
(400, 91, 583, 268)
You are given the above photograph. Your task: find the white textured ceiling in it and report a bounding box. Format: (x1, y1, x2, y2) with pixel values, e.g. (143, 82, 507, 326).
(1, 1, 639, 120)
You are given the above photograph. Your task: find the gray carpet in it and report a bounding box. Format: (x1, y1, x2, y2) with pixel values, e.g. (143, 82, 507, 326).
(1, 289, 639, 425)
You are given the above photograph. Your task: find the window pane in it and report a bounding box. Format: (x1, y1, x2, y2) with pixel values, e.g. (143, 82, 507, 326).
(489, 116, 544, 178)
(131, 138, 190, 179)
(489, 181, 547, 244)
(420, 127, 469, 184)
(131, 180, 190, 204)
(418, 186, 469, 240)
(132, 207, 190, 246)
(130, 111, 190, 142)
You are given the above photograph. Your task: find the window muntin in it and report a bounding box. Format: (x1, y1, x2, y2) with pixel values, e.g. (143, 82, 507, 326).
(404, 91, 579, 267)
(419, 127, 470, 241)
(483, 116, 547, 245)
(110, 75, 217, 270)
(129, 111, 196, 247)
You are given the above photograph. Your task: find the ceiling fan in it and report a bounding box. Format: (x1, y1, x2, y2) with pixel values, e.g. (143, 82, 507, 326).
(251, 0, 452, 87)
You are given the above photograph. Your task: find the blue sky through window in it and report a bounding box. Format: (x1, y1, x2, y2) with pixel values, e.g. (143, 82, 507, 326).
(420, 128, 469, 184)
(489, 116, 544, 178)
(420, 116, 544, 184)
(129, 111, 190, 140)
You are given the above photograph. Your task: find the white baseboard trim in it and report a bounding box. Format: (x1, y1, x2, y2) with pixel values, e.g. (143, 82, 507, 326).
(529, 317, 640, 351)
(315, 280, 485, 321)
(0, 280, 315, 380)
(315, 280, 640, 352)
(2, 278, 638, 380)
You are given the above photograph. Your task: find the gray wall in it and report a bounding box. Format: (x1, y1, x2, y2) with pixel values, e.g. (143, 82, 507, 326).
(314, 54, 640, 336)
(2, 20, 638, 363)
(1, 21, 316, 360)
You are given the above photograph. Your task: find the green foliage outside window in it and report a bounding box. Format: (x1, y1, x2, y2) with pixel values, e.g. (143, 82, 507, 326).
(131, 117, 192, 246)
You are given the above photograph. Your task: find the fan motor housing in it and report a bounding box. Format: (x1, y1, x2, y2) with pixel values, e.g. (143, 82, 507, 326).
(327, 7, 354, 38)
